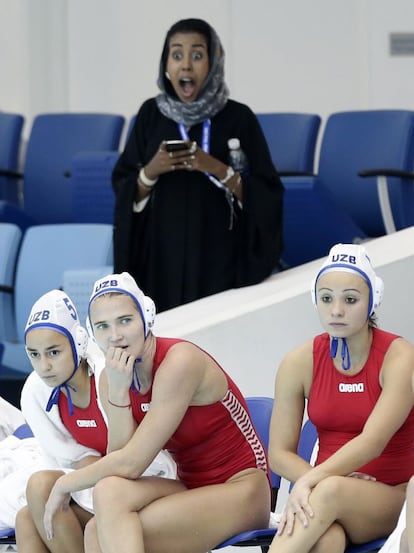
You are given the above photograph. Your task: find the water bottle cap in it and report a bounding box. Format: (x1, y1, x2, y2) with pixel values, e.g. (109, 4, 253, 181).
(228, 138, 240, 150)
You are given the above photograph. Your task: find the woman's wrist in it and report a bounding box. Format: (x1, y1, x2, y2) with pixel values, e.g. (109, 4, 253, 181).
(226, 172, 242, 201)
(138, 167, 158, 189)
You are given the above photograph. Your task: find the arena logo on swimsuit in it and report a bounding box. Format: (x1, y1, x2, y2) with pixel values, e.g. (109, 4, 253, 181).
(331, 254, 357, 264)
(338, 383, 364, 392)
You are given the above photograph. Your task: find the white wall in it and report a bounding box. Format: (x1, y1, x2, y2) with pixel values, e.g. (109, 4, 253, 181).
(2, 0, 414, 142)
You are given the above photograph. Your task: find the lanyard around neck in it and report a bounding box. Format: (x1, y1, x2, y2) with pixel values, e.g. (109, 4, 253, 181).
(178, 120, 235, 229)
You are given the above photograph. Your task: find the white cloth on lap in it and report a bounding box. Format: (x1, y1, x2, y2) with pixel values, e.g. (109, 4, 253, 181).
(70, 449, 178, 513)
(0, 398, 26, 441)
(0, 436, 49, 531)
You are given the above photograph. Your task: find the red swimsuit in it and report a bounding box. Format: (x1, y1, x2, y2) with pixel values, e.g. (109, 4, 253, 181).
(59, 375, 107, 456)
(130, 337, 269, 489)
(308, 328, 414, 485)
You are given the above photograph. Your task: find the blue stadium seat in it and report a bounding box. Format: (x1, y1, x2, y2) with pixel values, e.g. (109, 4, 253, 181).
(71, 151, 119, 224)
(0, 112, 25, 205)
(0, 113, 125, 230)
(256, 112, 321, 176)
(0, 223, 23, 342)
(282, 109, 414, 267)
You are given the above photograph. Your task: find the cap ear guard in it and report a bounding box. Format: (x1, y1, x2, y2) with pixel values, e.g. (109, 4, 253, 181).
(373, 275, 384, 311)
(311, 275, 318, 307)
(74, 325, 89, 364)
(143, 295, 156, 336)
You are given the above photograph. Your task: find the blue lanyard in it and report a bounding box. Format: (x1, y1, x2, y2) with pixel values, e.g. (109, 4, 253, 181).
(178, 120, 226, 191)
(178, 120, 235, 229)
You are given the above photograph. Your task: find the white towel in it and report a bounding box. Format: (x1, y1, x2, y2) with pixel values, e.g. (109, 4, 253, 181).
(0, 398, 26, 441)
(70, 449, 178, 513)
(0, 437, 49, 531)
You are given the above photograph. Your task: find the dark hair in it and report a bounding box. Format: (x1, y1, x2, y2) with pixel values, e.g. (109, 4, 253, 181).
(368, 313, 378, 328)
(160, 18, 212, 74)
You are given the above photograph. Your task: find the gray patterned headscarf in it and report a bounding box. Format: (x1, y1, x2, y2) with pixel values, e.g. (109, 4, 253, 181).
(155, 19, 229, 127)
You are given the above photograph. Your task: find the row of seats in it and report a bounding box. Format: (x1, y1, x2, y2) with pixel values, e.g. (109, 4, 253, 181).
(70, 109, 414, 269)
(0, 112, 125, 229)
(1, 109, 414, 269)
(71, 112, 322, 226)
(0, 110, 320, 226)
(283, 109, 414, 267)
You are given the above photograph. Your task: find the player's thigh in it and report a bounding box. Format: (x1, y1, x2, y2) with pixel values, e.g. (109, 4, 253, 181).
(319, 477, 406, 543)
(93, 475, 187, 515)
(141, 469, 270, 553)
(71, 502, 94, 529)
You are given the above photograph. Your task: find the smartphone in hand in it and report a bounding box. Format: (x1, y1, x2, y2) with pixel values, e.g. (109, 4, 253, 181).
(165, 140, 189, 152)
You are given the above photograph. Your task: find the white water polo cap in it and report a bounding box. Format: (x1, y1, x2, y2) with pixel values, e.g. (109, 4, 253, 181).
(311, 243, 384, 317)
(88, 272, 155, 338)
(25, 290, 89, 415)
(25, 289, 88, 367)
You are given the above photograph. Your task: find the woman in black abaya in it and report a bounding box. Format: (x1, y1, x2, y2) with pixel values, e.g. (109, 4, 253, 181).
(112, 18, 284, 312)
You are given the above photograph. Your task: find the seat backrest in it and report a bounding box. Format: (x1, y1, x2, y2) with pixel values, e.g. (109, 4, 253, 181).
(297, 418, 318, 463)
(0, 223, 22, 342)
(0, 112, 25, 204)
(317, 110, 414, 236)
(72, 151, 119, 224)
(256, 112, 321, 174)
(287, 418, 319, 492)
(23, 113, 125, 224)
(246, 396, 280, 490)
(13, 223, 113, 345)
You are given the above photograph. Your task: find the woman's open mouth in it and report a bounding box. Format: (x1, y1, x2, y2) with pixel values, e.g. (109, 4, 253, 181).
(179, 78, 196, 98)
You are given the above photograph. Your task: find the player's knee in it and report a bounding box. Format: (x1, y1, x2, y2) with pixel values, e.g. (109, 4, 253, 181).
(15, 505, 31, 530)
(313, 475, 345, 511)
(26, 470, 62, 505)
(93, 476, 125, 513)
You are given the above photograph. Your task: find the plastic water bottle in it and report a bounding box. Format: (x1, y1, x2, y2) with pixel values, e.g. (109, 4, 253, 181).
(227, 138, 248, 175)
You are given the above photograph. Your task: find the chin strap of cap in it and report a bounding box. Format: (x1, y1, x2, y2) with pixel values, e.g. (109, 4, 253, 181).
(45, 365, 79, 416)
(46, 382, 77, 416)
(330, 337, 351, 371)
(131, 359, 142, 394)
